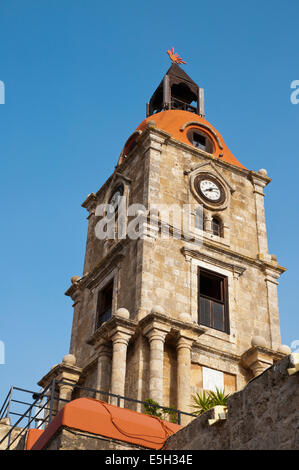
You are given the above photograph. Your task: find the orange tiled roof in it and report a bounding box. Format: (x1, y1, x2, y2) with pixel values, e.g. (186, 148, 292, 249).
(28, 398, 182, 450)
(133, 110, 245, 169)
(25, 428, 43, 450)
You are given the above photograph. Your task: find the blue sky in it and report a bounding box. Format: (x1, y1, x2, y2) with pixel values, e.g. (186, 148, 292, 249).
(0, 0, 298, 403)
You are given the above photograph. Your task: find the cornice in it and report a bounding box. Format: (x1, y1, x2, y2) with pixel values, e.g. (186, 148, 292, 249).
(37, 363, 82, 389)
(182, 246, 246, 277)
(182, 242, 286, 276)
(65, 240, 128, 297)
(138, 311, 206, 338)
(87, 315, 138, 346)
(81, 193, 98, 211)
(192, 342, 241, 363)
(240, 345, 286, 369)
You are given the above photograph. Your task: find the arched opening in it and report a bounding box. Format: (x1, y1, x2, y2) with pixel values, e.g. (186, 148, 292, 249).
(171, 83, 197, 112)
(187, 128, 214, 153)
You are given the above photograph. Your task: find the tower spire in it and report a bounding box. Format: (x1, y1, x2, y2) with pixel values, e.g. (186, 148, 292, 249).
(146, 58, 205, 118)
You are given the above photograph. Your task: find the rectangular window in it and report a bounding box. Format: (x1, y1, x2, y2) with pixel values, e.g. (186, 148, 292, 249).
(192, 132, 206, 150)
(96, 280, 114, 330)
(198, 268, 229, 333)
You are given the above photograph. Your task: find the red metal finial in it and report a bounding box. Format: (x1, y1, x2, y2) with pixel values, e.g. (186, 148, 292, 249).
(167, 47, 186, 65)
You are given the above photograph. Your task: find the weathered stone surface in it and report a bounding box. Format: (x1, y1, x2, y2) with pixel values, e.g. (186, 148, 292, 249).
(61, 121, 286, 417)
(164, 356, 299, 450)
(42, 427, 147, 450)
(0, 423, 25, 450)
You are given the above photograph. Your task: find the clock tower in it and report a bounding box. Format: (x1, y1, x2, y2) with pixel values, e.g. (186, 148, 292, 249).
(60, 60, 289, 424)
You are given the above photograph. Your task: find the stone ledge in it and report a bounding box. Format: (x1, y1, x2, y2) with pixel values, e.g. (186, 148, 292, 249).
(87, 315, 138, 346)
(138, 311, 206, 340)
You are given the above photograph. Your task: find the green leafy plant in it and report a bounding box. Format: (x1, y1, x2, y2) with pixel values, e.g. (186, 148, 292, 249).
(165, 405, 179, 424)
(143, 399, 179, 423)
(190, 387, 230, 416)
(143, 398, 163, 418)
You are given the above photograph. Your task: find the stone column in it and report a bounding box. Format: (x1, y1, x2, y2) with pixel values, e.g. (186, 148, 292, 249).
(95, 342, 112, 401)
(204, 213, 212, 233)
(110, 331, 132, 406)
(68, 284, 83, 356)
(264, 267, 282, 351)
(57, 383, 74, 411)
(146, 328, 168, 405)
(251, 170, 269, 257)
(177, 336, 193, 426)
(81, 193, 97, 274)
(38, 354, 82, 417)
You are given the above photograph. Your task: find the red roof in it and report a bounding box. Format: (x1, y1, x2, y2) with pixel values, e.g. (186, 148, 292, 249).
(122, 110, 245, 169)
(28, 398, 182, 450)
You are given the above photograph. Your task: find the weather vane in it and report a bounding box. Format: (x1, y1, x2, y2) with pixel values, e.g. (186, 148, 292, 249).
(167, 47, 186, 65)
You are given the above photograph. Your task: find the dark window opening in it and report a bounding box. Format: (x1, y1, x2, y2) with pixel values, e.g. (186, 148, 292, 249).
(170, 83, 198, 113)
(212, 217, 222, 237)
(193, 132, 206, 150)
(187, 129, 214, 153)
(107, 184, 124, 221)
(96, 280, 113, 329)
(198, 268, 229, 333)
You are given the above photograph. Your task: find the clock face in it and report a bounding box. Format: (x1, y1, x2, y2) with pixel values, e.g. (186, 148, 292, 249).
(195, 176, 225, 204)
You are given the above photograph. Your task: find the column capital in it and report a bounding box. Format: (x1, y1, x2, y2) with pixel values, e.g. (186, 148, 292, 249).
(143, 322, 170, 342)
(81, 192, 98, 216)
(240, 346, 274, 378)
(145, 327, 168, 344)
(38, 355, 82, 390)
(64, 277, 83, 304)
(263, 266, 283, 284)
(94, 340, 112, 358)
(110, 328, 133, 346)
(176, 335, 194, 351)
(249, 170, 271, 192)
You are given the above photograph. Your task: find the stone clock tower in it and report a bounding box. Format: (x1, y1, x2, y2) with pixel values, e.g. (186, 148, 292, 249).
(52, 62, 289, 423)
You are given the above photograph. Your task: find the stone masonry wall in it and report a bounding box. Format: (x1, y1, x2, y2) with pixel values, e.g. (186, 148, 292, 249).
(164, 356, 299, 450)
(42, 427, 145, 450)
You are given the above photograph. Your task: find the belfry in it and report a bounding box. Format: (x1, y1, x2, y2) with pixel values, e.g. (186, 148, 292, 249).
(41, 53, 289, 425)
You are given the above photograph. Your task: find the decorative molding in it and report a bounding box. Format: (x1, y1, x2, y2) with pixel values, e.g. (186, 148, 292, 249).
(81, 193, 98, 214)
(179, 121, 224, 150)
(184, 240, 286, 276)
(181, 246, 246, 278)
(191, 343, 240, 363)
(139, 311, 206, 339)
(87, 315, 137, 346)
(187, 161, 235, 212)
(65, 240, 128, 297)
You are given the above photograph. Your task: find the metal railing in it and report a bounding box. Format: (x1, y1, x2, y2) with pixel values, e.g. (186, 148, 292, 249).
(0, 380, 197, 450)
(171, 97, 197, 113)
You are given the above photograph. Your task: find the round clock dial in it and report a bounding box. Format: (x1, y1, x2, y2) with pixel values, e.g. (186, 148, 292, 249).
(195, 176, 225, 204)
(200, 179, 221, 201)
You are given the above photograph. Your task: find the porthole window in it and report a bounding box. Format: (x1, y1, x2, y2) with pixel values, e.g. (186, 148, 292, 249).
(187, 128, 214, 153)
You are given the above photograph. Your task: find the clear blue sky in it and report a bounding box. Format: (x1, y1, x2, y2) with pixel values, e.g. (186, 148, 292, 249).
(0, 0, 298, 403)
